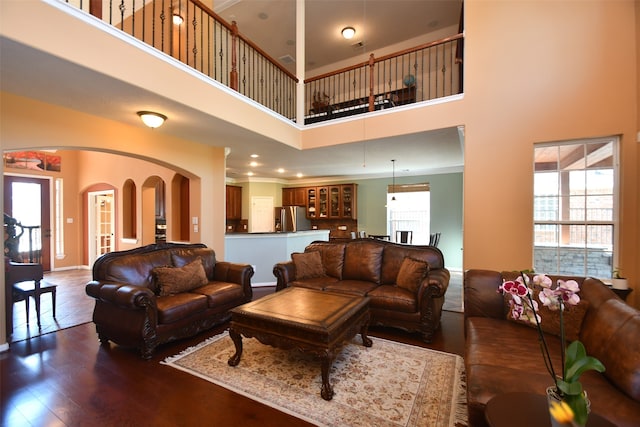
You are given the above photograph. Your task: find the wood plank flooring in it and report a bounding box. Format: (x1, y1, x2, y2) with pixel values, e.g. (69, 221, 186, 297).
(2, 270, 465, 426)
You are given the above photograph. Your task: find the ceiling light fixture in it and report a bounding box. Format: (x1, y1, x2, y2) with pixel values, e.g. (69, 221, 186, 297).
(172, 14, 184, 25)
(137, 111, 167, 128)
(341, 26, 356, 40)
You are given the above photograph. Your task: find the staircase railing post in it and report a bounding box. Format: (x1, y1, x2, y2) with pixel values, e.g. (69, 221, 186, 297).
(368, 53, 375, 112)
(90, 0, 102, 19)
(230, 21, 239, 91)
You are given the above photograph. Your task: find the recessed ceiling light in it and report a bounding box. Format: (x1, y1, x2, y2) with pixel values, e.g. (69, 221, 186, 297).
(250, 154, 259, 158)
(296, 173, 303, 178)
(250, 161, 258, 167)
(247, 171, 254, 176)
(277, 168, 285, 173)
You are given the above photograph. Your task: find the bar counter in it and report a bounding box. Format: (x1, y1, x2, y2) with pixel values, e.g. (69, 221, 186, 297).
(224, 230, 330, 286)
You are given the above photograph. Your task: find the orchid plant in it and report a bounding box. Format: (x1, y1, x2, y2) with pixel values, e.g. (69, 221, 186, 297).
(498, 272, 605, 426)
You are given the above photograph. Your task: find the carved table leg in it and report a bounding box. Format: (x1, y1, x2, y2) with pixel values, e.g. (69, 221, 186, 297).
(227, 328, 243, 366)
(320, 350, 335, 401)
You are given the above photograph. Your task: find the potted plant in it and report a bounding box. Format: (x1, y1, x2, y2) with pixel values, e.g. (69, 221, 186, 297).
(499, 273, 606, 426)
(611, 268, 628, 290)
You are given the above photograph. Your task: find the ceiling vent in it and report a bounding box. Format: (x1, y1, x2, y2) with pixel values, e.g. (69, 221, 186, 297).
(351, 41, 366, 49)
(279, 54, 295, 64)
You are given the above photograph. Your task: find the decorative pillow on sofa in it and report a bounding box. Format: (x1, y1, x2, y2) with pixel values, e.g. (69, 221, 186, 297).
(153, 257, 209, 296)
(396, 257, 429, 293)
(292, 251, 325, 280)
(504, 291, 589, 342)
(343, 241, 384, 284)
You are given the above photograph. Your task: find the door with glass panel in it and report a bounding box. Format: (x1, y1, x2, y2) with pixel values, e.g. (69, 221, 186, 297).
(88, 190, 115, 267)
(3, 175, 51, 271)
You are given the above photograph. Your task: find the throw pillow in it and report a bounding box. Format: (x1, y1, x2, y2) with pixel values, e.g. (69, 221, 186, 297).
(153, 257, 209, 296)
(396, 257, 430, 294)
(504, 291, 589, 342)
(292, 251, 325, 280)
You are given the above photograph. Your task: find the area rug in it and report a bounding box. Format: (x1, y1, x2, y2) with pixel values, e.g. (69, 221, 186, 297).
(162, 332, 467, 427)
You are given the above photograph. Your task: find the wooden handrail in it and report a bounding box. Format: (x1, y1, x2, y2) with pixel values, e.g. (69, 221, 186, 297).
(304, 33, 463, 84)
(373, 33, 463, 63)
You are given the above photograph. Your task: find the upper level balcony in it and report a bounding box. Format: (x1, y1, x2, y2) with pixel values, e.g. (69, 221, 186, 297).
(63, 0, 464, 125)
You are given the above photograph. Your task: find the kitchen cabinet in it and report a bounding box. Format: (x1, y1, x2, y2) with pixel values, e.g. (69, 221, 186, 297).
(306, 187, 317, 218)
(341, 184, 357, 219)
(318, 187, 329, 219)
(226, 185, 242, 220)
(282, 187, 306, 206)
(304, 184, 357, 219)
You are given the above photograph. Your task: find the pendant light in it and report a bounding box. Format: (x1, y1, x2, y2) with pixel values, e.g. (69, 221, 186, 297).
(391, 159, 396, 201)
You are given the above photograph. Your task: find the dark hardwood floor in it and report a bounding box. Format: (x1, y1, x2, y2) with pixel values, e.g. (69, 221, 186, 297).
(2, 271, 465, 427)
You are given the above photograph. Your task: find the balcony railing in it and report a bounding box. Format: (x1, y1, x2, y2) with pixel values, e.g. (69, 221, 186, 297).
(62, 1, 463, 125)
(64, 0, 298, 119)
(304, 34, 464, 124)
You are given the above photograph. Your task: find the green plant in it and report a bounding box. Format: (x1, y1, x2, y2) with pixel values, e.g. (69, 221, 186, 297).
(612, 267, 625, 279)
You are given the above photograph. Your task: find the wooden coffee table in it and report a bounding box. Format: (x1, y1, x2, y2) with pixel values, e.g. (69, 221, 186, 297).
(227, 287, 372, 400)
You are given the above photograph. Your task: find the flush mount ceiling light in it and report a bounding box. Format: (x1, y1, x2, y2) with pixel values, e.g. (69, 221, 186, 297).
(341, 27, 356, 40)
(137, 111, 167, 128)
(172, 13, 184, 25)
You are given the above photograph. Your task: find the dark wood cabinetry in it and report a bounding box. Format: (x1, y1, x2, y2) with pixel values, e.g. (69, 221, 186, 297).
(226, 185, 242, 220)
(282, 187, 306, 206)
(284, 184, 357, 221)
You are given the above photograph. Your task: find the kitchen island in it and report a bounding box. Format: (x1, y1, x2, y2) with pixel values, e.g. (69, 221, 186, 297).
(224, 230, 330, 286)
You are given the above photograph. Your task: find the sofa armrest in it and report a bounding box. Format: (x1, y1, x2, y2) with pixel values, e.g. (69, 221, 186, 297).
(213, 262, 254, 299)
(273, 261, 295, 292)
(463, 269, 505, 321)
(85, 280, 156, 310)
(416, 268, 450, 308)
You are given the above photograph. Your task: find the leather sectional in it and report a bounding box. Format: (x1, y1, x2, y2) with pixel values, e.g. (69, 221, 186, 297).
(464, 269, 640, 427)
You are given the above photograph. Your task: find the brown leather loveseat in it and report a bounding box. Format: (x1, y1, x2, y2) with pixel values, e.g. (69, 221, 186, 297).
(464, 269, 640, 427)
(86, 242, 253, 359)
(273, 239, 450, 342)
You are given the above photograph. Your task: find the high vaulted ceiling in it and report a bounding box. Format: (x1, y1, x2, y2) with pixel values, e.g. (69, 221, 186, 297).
(1, 0, 465, 182)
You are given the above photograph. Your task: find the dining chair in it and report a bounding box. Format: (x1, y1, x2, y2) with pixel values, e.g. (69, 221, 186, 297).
(395, 230, 413, 244)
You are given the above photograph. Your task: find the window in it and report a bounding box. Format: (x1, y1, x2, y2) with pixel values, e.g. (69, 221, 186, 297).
(533, 137, 618, 278)
(387, 184, 430, 244)
(55, 178, 65, 258)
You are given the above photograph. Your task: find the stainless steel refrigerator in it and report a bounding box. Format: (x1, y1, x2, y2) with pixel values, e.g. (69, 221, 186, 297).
(274, 206, 311, 232)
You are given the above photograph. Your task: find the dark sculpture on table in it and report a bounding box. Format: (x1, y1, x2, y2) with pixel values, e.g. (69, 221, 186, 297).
(4, 213, 24, 262)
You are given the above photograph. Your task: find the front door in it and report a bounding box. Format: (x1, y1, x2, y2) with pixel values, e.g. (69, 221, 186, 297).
(3, 175, 52, 271)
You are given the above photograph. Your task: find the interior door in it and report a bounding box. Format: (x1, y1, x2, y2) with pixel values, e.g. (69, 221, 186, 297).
(88, 190, 115, 267)
(3, 175, 52, 271)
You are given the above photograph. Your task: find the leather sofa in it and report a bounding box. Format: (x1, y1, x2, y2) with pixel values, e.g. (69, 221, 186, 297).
(273, 239, 450, 342)
(86, 243, 253, 359)
(464, 269, 640, 427)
